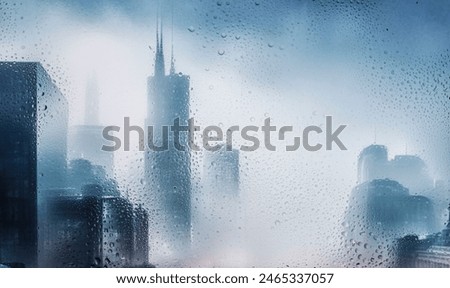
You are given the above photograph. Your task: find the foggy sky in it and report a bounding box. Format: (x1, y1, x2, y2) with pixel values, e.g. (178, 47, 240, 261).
(1, 0, 449, 267)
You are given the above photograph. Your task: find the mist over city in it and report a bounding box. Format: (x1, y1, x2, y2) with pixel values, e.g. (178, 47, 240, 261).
(1, 0, 449, 268)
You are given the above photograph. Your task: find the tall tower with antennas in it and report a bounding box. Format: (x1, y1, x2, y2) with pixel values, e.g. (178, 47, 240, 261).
(145, 8, 192, 262)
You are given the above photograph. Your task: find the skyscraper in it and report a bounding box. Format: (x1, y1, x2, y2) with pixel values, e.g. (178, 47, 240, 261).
(68, 76, 114, 177)
(145, 20, 192, 260)
(203, 148, 240, 197)
(357, 144, 433, 193)
(344, 144, 438, 267)
(357, 144, 389, 184)
(193, 148, 243, 266)
(201, 148, 241, 245)
(0, 62, 68, 267)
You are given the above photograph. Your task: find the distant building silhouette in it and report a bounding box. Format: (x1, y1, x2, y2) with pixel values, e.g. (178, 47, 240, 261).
(84, 76, 100, 125)
(358, 144, 450, 224)
(68, 77, 114, 177)
(344, 144, 438, 267)
(67, 159, 119, 195)
(357, 145, 389, 184)
(0, 62, 68, 267)
(349, 179, 437, 234)
(194, 148, 243, 265)
(62, 77, 148, 267)
(144, 20, 192, 259)
(357, 145, 433, 193)
(203, 148, 240, 196)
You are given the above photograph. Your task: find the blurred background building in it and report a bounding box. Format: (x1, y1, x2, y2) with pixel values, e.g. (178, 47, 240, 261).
(68, 76, 114, 177)
(344, 144, 441, 267)
(191, 147, 243, 266)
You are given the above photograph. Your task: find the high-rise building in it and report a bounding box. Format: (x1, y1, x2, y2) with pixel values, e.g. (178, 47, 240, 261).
(344, 179, 437, 267)
(68, 77, 114, 177)
(357, 144, 433, 193)
(203, 148, 240, 196)
(145, 20, 192, 259)
(357, 144, 389, 184)
(388, 155, 433, 195)
(356, 144, 449, 222)
(348, 179, 436, 235)
(193, 148, 243, 266)
(0, 62, 68, 267)
(345, 144, 439, 267)
(201, 149, 241, 238)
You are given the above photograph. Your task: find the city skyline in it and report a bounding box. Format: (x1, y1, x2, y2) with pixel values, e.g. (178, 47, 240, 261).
(1, 0, 450, 268)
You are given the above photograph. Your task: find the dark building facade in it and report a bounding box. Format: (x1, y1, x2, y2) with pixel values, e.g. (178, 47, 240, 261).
(39, 194, 103, 267)
(0, 62, 68, 267)
(397, 204, 450, 268)
(133, 205, 150, 266)
(145, 24, 192, 258)
(40, 186, 149, 268)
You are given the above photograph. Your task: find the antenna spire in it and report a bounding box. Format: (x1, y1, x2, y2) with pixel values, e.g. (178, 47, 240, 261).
(160, 16, 164, 52)
(154, 0, 165, 76)
(156, 3, 159, 50)
(170, 0, 176, 75)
